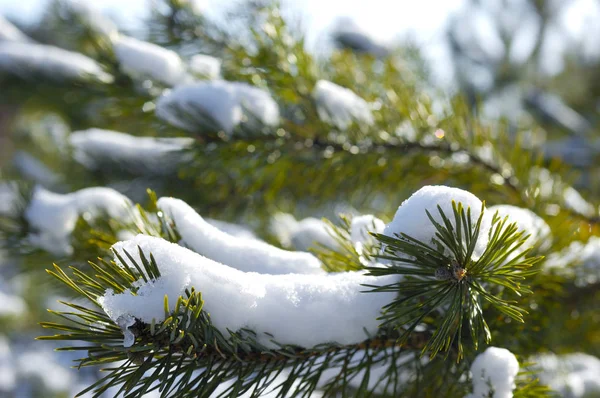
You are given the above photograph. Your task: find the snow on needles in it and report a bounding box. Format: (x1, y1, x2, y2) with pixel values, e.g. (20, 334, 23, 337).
(383, 185, 492, 259)
(487, 205, 551, 251)
(24, 186, 133, 256)
(113, 35, 188, 86)
(155, 81, 279, 135)
(0, 42, 113, 83)
(69, 128, 194, 175)
(466, 347, 519, 398)
(0, 15, 30, 42)
(313, 80, 374, 130)
(158, 197, 322, 275)
(100, 235, 398, 348)
(270, 213, 340, 251)
(188, 54, 221, 80)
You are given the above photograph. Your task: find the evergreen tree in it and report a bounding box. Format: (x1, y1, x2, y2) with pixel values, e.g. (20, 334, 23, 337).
(0, 0, 599, 397)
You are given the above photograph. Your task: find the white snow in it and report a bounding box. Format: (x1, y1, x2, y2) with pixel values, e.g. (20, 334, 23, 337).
(69, 128, 194, 175)
(531, 168, 596, 218)
(12, 151, 61, 187)
(487, 205, 551, 251)
(531, 353, 600, 398)
(17, 350, 74, 393)
(383, 185, 492, 259)
(188, 54, 221, 80)
(351, 214, 386, 264)
(331, 19, 389, 57)
(0, 182, 19, 216)
(112, 35, 188, 86)
(24, 186, 133, 256)
(100, 234, 398, 348)
(205, 218, 258, 240)
(66, 0, 119, 38)
(545, 236, 600, 285)
(0, 41, 113, 83)
(158, 197, 323, 275)
(155, 81, 280, 135)
(0, 282, 26, 318)
(0, 14, 30, 42)
(0, 336, 16, 392)
(467, 347, 519, 398)
(313, 80, 374, 130)
(270, 213, 339, 251)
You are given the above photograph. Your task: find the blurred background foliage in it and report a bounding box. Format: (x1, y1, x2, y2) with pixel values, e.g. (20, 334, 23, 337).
(0, 0, 600, 396)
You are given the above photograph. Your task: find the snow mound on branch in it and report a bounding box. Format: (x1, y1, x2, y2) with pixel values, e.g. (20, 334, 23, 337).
(313, 80, 374, 130)
(270, 213, 339, 251)
(531, 352, 600, 398)
(155, 81, 279, 134)
(487, 205, 551, 251)
(66, 0, 118, 38)
(24, 186, 133, 256)
(12, 151, 61, 187)
(205, 218, 258, 240)
(0, 337, 16, 392)
(101, 234, 398, 348)
(113, 36, 188, 86)
(158, 197, 322, 275)
(0, 15, 30, 42)
(188, 54, 221, 80)
(467, 347, 519, 398)
(0, 42, 113, 83)
(351, 214, 385, 248)
(69, 128, 194, 175)
(331, 18, 389, 57)
(545, 237, 600, 285)
(383, 186, 492, 259)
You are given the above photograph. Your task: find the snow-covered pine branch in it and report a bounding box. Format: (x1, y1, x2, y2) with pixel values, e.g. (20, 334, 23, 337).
(0, 41, 113, 83)
(0, 14, 31, 43)
(112, 35, 188, 86)
(312, 80, 374, 130)
(466, 347, 519, 398)
(100, 234, 398, 348)
(155, 81, 280, 135)
(188, 54, 221, 80)
(24, 186, 133, 255)
(158, 197, 322, 275)
(69, 128, 194, 175)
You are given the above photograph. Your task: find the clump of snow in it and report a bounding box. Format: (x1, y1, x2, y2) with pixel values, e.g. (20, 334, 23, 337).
(205, 218, 258, 240)
(0, 14, 30, 42)
(188, 54, 221, 80)
(69, 128, 194, 175)
(383, 186, 492, 259)
(531, 353, 600, 398)
(155, 81, 279, 135)
(487, 205, 551, 251)
(0, 281, 26, 318)
(66, 0, 119, 39)
(351, 214, 385, 248)
(158, 197, 322, 275)
(0, 182, 19, 216)
(24, 186, 133, 256)
(270, 213, 339, 251)
(331, 18, 389, 57)
(0, 42, 113, 83)
(100, 235, 398, 348)
(467, 347, 519, 398)
(545, 237, 600, 285)
(0, 336, 16, 392)
(351, 214, 386, 264)
(17, 349, 74, 393)
(313, 80, 374, 130)
(531, 168, 596, 218)
(112, 35, 188, 86)
(12, 151, 61, 187)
